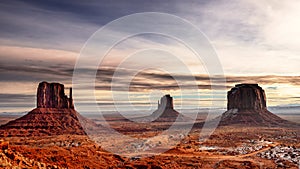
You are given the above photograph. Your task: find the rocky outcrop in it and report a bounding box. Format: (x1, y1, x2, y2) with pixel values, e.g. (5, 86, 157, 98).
(0, 140, 63, 168)
(37, 81, 74, 109)
(218, 84, 295, 127)
(158, 94, 174, 110)
(149, 94, 190, 122)
(0, 81, 98, 136)
(130, 94, 189, 122)
(153, 94, 178, 119)
(227, 84, 266, 111)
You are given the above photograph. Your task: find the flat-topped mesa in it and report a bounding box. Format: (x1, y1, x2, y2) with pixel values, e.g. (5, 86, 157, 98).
(158, 94, 174, 110)
(37, 81, 74, 109)
(227, 84, 266, 111)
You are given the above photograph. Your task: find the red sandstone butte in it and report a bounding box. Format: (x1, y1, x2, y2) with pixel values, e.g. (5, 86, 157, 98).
(0, 81, 96, 136)
(37, 81, 74, 109)
(219, 84, 294, 127)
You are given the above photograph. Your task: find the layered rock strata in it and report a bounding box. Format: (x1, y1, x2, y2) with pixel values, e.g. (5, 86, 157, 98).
(0, 81, 96, 136)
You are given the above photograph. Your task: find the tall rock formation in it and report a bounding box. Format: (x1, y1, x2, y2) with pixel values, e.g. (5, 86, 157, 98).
(147, 94, 190, 122)
(153, 94, 178, 119)
(227, 84, 266, 111)
(158, 94, 174, 110)
(131, 94, 188, 122)
(219, 84, 293, 126)
(37, 81, 74, 109)
(0, 81, 96, 136)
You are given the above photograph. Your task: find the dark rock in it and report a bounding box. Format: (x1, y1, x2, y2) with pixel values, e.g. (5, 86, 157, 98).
(131, 94, 189, 123)
(0, 81, 100, 136)
(158, 94, 174, 110)
(0, 140, 9, 150)
(37, 81, 74, 109)
(150, 94, 192, 122)
(133, 165, 148, 169)
(227, 84, 266, 111)
(151, 165, 163, 169)
(218, 84, 297, 127)
(151, 94, 180, 121)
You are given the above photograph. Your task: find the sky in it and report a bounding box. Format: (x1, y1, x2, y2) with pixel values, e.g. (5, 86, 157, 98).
(0, 0, 300, 113)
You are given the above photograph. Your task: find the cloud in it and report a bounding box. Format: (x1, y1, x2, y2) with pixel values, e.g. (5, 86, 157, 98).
(1, 65, 300, 112)
(0, 0, 98, 51)
(0, 93, 34, 102)
(176, 0, 300, 75)
(1, 55, 300, 91)
(0, 45, 77, 83)
(0, 0, 181, 51)
(2, 0, 299, 76)
(1, 0, 300, 112)
(0, 93, 35, 112)
(259, 0, 300, 50)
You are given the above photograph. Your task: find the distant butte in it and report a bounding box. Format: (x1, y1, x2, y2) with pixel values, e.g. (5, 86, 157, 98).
(130, 94, 188, 122)
(0, 81, 95, 137)
(219, 84, 295, 127)
(150, 94, 189, 122)
(153, 94, 178, 119)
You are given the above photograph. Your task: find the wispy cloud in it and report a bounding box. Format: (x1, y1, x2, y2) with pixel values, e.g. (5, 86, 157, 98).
(176, 0, 300, 75)
(1, 64, 300, 112)
(1, 0, 300, 112)
(0, 93, 34, 102)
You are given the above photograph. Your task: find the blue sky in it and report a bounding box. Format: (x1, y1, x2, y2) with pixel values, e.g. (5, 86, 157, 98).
(1, 0, 300, 113)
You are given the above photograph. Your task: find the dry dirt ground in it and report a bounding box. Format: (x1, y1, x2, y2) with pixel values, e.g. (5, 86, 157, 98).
(1, 114, 300, 168)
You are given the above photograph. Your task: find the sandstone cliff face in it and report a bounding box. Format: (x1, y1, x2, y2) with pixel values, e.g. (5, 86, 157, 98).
(37, 81, 74, 109)
(227, 84, 266, 111)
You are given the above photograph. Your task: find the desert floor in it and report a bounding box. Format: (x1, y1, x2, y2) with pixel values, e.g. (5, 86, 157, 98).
(1, 113, 300, 168)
